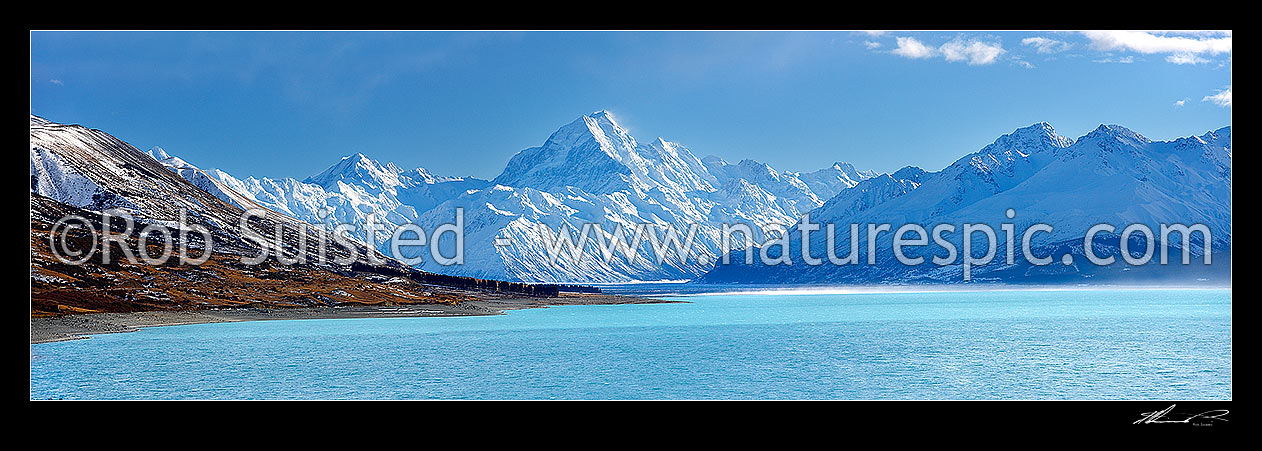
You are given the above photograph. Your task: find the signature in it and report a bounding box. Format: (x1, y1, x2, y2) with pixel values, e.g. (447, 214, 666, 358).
(1135, 404, 1229, 425)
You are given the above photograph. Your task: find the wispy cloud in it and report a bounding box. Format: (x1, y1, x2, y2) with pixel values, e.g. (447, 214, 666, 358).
(1081, 31, 1230, 65)
(1021, 37, 1071, 54)
(1173, 98, 1187, 107)
(890, 35, 1005, 65)
(863, 40, 882, 49)
(1166, 53, 1210, 65)
(1202, 87, 1232, 107)
(48, 79, 64, 85)
(1093, 55, 1135, 64)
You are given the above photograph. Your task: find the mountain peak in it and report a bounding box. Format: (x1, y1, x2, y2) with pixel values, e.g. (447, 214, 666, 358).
(579, 110, 631, 137)
(891, 165, 927, 181)
(831, 161, 857, 172)
(148, 146, 172, 161)
(589, 109, 626, 128)
(546, 110, 633, 146)
(306, 152, 404, 190)
(1012, 121, 1057, 136)
(494, 111, 642, 194)
(827, 161, 877, 182)
(1083, 124, 1151, 146)
(588, 109, 622, 125)
(1201, 126, 1232, 151)
(978, 122, 1074, 158)
(146, 146, 198, 170)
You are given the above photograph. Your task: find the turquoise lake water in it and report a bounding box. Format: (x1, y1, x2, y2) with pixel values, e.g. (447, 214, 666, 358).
(29, 289, 1232, 400)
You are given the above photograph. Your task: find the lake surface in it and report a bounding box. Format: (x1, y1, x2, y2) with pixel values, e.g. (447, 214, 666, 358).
(30, 288, 1232, 400)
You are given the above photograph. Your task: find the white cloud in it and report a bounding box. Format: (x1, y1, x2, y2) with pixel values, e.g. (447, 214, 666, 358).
(1173, 99, 1187, 107)
(1160, 30, 1232, 37)
(1093, 55, 1134, 64)
(1021, 37, 1071, 54)
(891, 36, 936, 59)
(48, 79, 63, 85)
(1202, 87, 1231, 107)
(1166, 53, 1210, 65)
(1081, 31, 1230, 65)
(1016, 60, 1035, 69)
(861, 31, 887, 37)
(940, 37, 1006, 65)
(864, 40, 882, 50)
(890, 35, 1006, 66)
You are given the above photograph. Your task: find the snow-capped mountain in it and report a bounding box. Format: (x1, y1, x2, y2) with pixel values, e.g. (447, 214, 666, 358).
(408, 111, 865, 282)
(29, 115, 384, 266)
(701, 123, 1232, 284)
(162, 111, 869, 283)
(112, 109, 1227, 285)
(143, 150, 492, 255)
(495, 111, 715, 197)
(143, 146, 262, 210)
(29, 114, 560, 316)
(794, 161, 878, 201)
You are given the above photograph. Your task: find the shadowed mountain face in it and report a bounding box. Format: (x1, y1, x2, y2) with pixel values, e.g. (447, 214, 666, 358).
(30, 114, 385, 266)
(701, 123, 1232, 285)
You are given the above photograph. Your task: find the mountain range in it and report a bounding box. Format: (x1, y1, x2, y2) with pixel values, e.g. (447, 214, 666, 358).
(29, 114, 558, 316)
(36, 111, 1231, 285)
(176, 111, 876, 282)
(703, 122, 1232, 284)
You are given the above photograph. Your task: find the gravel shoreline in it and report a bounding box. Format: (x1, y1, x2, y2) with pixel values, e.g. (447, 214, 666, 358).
(30, 293, 677, 344)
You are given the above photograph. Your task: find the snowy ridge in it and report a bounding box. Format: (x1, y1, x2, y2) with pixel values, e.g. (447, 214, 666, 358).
(37, 111, 1222, 285)
(151, 111, 872, 282)
(190, 153, 490, 253)
(795, 161, 878, 200)
(29, 115, 389, 267)
(702, 122, 1232, 284)
(416, 111, 874, 282)
(144, 146, 259, 210)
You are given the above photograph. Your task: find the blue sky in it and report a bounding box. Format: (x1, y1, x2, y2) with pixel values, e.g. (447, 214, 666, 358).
(30, 30, 1232, 180)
